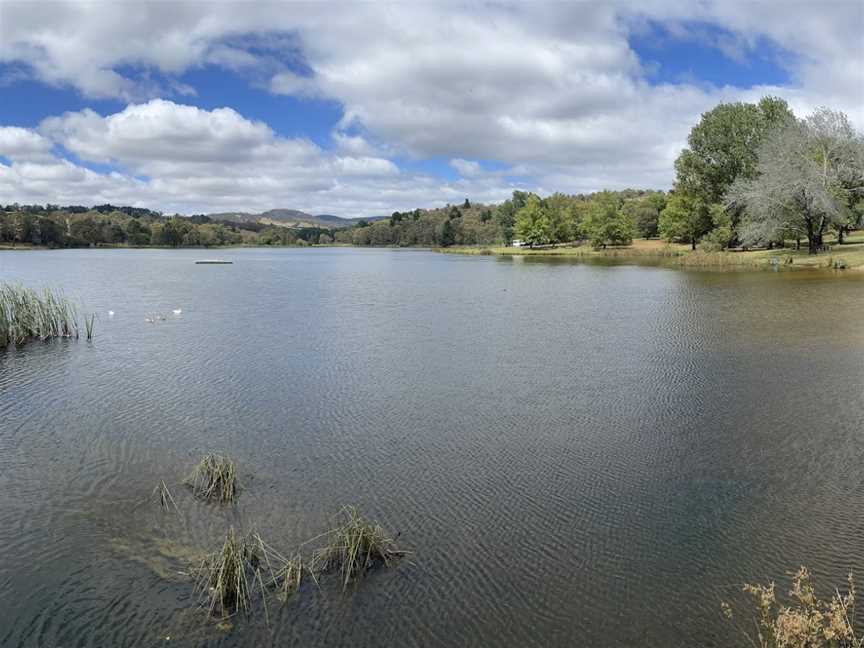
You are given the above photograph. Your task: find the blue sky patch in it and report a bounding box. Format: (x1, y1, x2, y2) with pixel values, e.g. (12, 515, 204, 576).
(630, 20, 795, 88)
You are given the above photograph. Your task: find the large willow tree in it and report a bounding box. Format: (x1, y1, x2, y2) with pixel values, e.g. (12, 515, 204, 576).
(729, 108, 864, 254)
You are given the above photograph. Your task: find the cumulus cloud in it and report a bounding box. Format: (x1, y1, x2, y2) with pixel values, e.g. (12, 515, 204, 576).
(0, 1, 861, 214)
(0, 100, 518, 216)
(0, 127, 54, 162)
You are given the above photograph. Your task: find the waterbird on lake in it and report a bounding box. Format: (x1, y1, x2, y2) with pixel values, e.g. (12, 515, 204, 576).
(172, 309, 182, 315)
(108, 310, 114, 317)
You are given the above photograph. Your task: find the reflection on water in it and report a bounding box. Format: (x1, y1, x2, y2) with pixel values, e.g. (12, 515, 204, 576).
(1, 248, 863, 647)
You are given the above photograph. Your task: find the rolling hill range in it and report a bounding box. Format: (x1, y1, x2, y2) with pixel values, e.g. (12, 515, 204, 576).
(207, 209, 384, 229)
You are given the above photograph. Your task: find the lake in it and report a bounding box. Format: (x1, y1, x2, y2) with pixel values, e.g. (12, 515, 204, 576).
(1, 247, 863, 647)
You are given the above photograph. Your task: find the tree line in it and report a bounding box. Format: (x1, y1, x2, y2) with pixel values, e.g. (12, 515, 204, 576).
(333, 191, 668, 248)
(0, 206, 338, 248)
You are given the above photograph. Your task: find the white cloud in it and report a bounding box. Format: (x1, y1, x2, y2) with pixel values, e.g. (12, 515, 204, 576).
(0, 2, 861, 213)
(0, 100, 518, 216)
(0, 127, 54, 162)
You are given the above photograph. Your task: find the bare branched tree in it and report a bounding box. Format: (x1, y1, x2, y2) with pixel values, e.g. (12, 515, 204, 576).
(728, 108, 864, 254)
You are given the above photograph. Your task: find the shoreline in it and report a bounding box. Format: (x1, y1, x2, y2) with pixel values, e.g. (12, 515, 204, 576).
(434, 239, 864, 272)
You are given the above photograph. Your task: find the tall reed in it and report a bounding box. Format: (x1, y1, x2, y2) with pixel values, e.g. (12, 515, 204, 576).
(84, 313, 96, 341)
(184, 453, 239, 503)
(0, 283, 78, 348)
(194, 528, 264, 618)
(312, 506, 406, 589)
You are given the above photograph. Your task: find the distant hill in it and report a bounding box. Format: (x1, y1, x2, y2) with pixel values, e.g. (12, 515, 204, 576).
(207, 208, 384, 229)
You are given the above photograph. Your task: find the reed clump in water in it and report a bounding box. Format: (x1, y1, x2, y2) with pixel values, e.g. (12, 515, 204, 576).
(184, 453, 239, 503)
(0, 283, 78, 347)
(193, 528, 266, 618)
(247, 534, 312, 604)
(276, 555, 305, 601)
(312, 506, 406, 589)
(193, 530, 308, 620)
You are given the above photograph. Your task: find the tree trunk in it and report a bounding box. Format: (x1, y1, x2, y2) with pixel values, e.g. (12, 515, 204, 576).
(805, 215, 818, 254)
(691, 239, 696, 251)
(838, 227, 846, 244)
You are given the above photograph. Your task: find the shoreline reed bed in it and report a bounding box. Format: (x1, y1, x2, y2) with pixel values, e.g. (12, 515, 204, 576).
(0, 283, 78, 348)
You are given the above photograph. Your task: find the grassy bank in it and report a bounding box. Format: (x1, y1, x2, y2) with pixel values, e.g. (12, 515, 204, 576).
(437, 235, 864, 271)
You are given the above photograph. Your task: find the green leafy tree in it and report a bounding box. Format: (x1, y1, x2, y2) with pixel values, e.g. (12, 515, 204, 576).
(439, 219, 456, 247)
(658, 192, 713, 250)
(494, 190, 529, 243)
(627, 192, 666, 238)
(583, 192, 634, 248)
(545, 192, 579, 243)
(700, 204, 733, 251)
(675, 96, 794, 206)
(514, 194, 553, 246)
(125, 219, 151, 246)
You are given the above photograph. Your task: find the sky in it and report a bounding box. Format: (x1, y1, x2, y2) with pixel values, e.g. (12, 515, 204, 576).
(0, 1, 862, 218)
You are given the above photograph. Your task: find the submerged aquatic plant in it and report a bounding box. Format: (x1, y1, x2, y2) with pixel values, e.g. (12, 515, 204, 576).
(0, 283, 78, 347)
(184, 453, 239, 503)
(312, 506, 406, 589)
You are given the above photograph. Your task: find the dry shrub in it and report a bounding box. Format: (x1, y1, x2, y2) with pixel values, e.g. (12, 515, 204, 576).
(723, 566, 862, 648)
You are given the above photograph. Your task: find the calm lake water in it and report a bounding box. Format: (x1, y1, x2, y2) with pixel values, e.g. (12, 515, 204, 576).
(1, 248, 863, 647)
